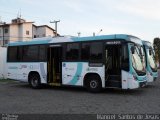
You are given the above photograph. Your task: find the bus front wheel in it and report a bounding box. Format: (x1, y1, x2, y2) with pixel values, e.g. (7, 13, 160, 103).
(86, 75, 102, 93)
(29, 73, 41, 89)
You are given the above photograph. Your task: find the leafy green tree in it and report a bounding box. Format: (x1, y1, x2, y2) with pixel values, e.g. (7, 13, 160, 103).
(153, 37, 160, 67)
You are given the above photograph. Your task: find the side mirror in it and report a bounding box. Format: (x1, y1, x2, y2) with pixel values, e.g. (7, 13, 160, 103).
(131, 46, 135, 54)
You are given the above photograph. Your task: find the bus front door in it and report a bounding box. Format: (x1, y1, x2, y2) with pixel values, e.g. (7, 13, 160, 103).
(48, 46, 62, 86)
(105, 45, 122, 88)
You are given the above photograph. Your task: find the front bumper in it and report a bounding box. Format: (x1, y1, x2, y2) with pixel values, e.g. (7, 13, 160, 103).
(154, 77, 158, 81)
(139, 81, 147, 88)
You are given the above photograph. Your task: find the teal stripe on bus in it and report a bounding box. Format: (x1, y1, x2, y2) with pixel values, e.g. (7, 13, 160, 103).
(68, 62, 83, 85)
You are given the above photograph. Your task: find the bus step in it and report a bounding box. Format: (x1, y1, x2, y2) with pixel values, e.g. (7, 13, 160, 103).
(107, 75, 121, 81)
(49, 83, 61, 86)
(105, 80, 121, 88)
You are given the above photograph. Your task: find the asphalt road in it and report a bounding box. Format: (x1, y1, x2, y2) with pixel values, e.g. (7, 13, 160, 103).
(0, 74, 160, 114)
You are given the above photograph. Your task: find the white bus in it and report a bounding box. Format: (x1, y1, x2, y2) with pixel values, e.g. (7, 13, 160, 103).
(7, 34, 147, 92)
(142, 41, 158, 82)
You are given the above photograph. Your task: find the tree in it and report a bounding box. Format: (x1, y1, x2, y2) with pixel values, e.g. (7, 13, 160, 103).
(153, 37, 160, 67)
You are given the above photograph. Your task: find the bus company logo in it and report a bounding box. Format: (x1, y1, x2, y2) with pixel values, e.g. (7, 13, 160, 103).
(69, 68, 74, 71)
(8, 66, 18, 70)
(87, 68, 98, 71)
(29, 65, 39, 69)
(19, 65, 27, 69)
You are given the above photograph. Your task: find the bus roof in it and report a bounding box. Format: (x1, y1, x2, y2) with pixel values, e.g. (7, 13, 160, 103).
(8, 34, 142, 46)
(142, 40, 152, 47)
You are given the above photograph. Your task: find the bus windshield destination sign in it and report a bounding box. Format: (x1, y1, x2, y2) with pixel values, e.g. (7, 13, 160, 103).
(106, 41, 121, 45)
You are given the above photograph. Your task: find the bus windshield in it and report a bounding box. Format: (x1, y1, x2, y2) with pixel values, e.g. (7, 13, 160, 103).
(139, 46, 146, 70)
(131, 45, 144, 72)
(148, 48, 157, 70)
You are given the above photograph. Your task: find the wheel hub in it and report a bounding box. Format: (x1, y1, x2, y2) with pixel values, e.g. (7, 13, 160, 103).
(31, 77, 38, 87)
(90, 80, 97, 88)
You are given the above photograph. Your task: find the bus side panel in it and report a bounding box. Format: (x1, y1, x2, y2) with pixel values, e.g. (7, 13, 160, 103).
(7, 63, 18, 80)
(62, 62, 105, 87)
(121, 70, 129, 89)
(7, 62, 47, 83)
(39, 62, 47, 83)
(128, 74, 139, 89)
(122, 70, 139, 89)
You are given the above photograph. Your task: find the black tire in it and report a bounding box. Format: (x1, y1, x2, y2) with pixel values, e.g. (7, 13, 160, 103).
(29, 73, 41, 89)
(86, 75, 102, 93)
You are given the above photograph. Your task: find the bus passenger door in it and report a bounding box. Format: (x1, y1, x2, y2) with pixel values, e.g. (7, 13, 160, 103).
(48, 46, 62, 86)
(105, 44, 122, 88)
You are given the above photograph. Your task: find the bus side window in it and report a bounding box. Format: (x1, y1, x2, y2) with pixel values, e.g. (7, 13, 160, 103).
(121, 45, 129, 71)
(39, 45, 47, 61)
(23, 46, 39, 62)
(81, 42, 103, 62)
(66, 43, 80, 60)
(81, 43, 90, 60)
(90, 42, 103, 61)
(17, 46, 23, 61)
(7, 46, 18, 62)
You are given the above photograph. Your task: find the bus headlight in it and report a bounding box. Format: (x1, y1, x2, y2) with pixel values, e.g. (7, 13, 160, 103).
(133, 73, 137, 81)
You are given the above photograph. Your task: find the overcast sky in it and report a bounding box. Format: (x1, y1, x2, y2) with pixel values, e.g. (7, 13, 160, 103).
(1, 0, 160, 42)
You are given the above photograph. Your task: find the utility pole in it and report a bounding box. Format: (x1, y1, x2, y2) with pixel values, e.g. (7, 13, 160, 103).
(77, 32, 81, 37)
(50, 20, 60, 37)
(93, 32, 95, 36)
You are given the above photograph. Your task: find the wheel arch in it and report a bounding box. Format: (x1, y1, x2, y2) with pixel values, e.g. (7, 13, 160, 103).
(83, 73, 102, 87)
(28, 71, 41, 83)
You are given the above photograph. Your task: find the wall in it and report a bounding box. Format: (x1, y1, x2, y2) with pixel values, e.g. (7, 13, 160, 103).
(45, 27, 54, 37)
(36, 27, 46, 37)
(0, 47, 7, 79)
(22, 23, 33, 41)
(9, 24, 19, 42)
(0, 27, 3, 41)
(0, 26, 10, 45)
(0, 27, 3, 45)
(32, 25, 37, 38)
(3, 26, 10, 42)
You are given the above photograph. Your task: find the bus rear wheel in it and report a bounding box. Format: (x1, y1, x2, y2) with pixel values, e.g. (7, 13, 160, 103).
(29, 73, 41, 89)
(86, 75, 102, 93)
